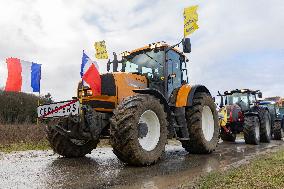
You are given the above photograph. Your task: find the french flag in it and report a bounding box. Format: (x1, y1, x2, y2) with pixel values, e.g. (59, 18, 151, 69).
(5, 58, 41, 93)
(81, 51, 101, 95)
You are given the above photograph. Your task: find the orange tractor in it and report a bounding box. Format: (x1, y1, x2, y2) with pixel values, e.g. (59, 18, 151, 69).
(39, 39, 219, 166)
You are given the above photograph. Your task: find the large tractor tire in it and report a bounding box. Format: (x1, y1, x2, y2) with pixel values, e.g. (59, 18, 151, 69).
(46, 117, 99, 157)
(181, 92, 219, 154)
(110, 94, 168, 166)
(273, 121, 283, 140)
(243, 116, 260, 145)
(259, 110, 271, 143)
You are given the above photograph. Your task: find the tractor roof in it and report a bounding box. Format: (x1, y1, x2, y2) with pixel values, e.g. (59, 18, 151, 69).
(123, 42, 184, 57)
(258, 100, 275, 105)
(224, 89, 260, 95)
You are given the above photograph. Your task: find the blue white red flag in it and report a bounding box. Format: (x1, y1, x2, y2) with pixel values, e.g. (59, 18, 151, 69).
(81, 51, 101, 95)
(5, 58, 41, 93)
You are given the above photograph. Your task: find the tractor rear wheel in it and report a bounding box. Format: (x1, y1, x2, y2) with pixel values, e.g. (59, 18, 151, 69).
(273, 121, 283, 140)
(110, 94, 168, 166)
(46, 118, 99, 157)
(259, 110, 271, 143)
(243, 116, 260, 145)
(181, 92, 219, 154)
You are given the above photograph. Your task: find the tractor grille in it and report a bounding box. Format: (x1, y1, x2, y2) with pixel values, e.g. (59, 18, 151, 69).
(101, 74, 116, 96)
(84, 100, 115, 109)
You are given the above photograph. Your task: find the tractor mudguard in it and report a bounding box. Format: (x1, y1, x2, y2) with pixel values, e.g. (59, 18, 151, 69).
(173, 84, 211, 107)
(249, 106, 269, 121)
(133, 89, 169, 111)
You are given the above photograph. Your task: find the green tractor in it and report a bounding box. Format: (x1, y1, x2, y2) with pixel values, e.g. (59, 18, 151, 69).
(259, 101, 284, 140)
(218, 89, 271, 144)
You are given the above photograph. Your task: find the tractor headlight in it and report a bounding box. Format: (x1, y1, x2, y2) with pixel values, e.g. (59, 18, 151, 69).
(86, 89, 93, 96)
(78, 89, 92, 97)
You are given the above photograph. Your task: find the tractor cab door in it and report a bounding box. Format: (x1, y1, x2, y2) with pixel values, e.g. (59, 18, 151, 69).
(166, 50, 182, 98)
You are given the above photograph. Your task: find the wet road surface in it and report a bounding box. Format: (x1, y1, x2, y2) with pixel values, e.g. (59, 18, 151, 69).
(0, 139, 283, 189)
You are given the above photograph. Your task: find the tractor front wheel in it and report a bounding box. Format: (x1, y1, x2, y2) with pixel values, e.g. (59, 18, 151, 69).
(46, 118, 99, 157)
(243, 116, 260, 145)
(273, 121, 283, 140)
(259, 110, 271, 143)
(110, 94, 168, 166)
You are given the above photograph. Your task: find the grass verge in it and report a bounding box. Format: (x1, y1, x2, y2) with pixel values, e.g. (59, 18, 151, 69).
(0, 140, 50, 153)
(193, 148, 284, 189)
(0, 124, 50, 153)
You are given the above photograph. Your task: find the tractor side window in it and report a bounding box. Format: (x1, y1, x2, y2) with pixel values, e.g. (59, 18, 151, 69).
(249, 94, 256, 105)
(267, 104, 276, 114)
(167, 50, 182, 97)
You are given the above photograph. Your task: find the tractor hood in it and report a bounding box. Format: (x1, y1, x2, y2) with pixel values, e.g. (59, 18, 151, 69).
(110, 72, 147, 102)
(79, 72, 148, 112)
(100, 72, 147, 96)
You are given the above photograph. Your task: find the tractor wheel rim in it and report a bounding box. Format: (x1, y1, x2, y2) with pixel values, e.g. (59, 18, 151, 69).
(138, 110, 160, 151)
(202, 106, 215, 141)
(265, 118, 271, 137)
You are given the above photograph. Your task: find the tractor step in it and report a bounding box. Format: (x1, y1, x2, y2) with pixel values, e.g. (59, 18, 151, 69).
(173, 107, 190, 139)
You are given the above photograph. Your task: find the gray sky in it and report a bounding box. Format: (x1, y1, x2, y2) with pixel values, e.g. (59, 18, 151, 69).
(0, 0, 283, 101)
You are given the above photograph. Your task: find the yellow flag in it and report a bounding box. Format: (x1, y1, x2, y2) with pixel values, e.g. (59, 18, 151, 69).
(184, 5, 199, 37)
(94, 40, 109, 59)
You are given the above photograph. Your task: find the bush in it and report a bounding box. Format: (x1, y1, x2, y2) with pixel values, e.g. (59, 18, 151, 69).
(0, 124, 46, 145)
(0, 90, 52, 124)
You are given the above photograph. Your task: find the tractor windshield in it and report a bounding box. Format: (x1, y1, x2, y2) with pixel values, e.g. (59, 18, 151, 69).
(226, 93, 249, 111)
(226, 93, 248, 105)
(122, 49, 165, 79)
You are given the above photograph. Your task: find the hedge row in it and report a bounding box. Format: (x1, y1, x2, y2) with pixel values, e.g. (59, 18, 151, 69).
(0, 90, 52, 124)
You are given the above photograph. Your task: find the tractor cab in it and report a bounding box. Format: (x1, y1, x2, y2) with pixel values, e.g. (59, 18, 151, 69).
(219, 89, 262, 112)
(106, 41, 190, 99)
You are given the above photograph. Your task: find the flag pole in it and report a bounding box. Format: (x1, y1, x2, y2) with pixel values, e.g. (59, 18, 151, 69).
(37, 63, 42, 126)
(37, 91, 40, 125)
(80, 50, 85, 114)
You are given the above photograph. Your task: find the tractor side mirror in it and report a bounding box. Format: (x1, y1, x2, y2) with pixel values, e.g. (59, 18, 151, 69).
(107, 59, 111, 72)
(258, 92, 262, 98)
(183, 38, 191, 53)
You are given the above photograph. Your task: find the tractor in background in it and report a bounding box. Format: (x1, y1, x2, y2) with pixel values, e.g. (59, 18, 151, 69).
(218, 89, 271, 144)
(259, 100, 284, 140)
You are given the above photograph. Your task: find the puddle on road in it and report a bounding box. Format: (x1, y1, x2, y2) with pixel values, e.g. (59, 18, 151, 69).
(0, 140, 283, 189)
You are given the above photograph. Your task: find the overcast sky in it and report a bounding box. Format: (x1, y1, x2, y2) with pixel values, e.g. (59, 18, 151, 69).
(0, 0, 283, 101)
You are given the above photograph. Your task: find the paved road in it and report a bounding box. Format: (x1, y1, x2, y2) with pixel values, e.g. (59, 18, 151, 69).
(0, 139, 283, 189)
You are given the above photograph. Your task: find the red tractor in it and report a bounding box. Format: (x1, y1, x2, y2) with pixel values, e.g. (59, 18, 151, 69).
(218, 89, 271, 144)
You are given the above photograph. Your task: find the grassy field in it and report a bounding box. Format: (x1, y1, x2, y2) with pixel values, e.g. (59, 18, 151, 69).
(193, 148, 284, 189)
(0, 124, 50, 152)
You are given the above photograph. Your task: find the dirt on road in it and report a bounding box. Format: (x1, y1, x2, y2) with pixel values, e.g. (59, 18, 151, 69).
(0, 139, 283, 189)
